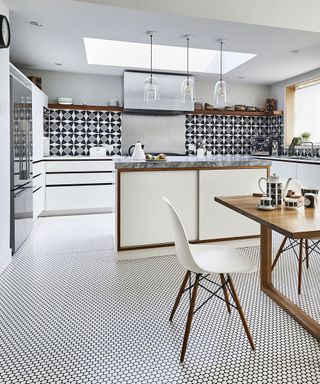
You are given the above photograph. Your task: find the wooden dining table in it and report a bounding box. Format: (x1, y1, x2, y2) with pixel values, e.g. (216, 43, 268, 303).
(214, 195, 320, 340)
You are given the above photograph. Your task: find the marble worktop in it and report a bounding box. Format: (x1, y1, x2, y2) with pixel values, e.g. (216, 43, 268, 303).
(114, 155, 271, 169)
(255, 155, 320, 165)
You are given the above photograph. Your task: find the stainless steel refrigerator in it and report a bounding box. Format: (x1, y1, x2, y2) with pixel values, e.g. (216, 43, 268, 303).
(10, 74, 33, 253)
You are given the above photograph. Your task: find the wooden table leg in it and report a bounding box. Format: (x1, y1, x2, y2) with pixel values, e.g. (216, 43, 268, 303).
(260, 225, 320, 341)
(260, 224, 273, 287)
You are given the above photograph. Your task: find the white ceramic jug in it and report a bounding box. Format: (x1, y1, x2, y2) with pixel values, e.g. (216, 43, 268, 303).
(132, 141, 145, 160)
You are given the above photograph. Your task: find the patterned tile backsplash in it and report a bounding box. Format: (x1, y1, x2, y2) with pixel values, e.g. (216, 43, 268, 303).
(46, 107, 286, 157)
(185, 114, 284, 155)
(48, 109, 122, 156)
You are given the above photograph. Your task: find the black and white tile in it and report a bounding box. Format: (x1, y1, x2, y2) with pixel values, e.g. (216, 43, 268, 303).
(185, 114, 284, 155)
(49, 109, 122, 156)
(0, 214, 319, 383)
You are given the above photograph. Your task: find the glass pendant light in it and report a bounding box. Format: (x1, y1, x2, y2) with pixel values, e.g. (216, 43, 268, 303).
(214, 39, 229, 107)
(144, 31, 159, 102)
(181, 34, 195, 103)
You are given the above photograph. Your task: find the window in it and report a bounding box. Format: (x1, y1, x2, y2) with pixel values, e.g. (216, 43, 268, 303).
(286, 78, 320, 144)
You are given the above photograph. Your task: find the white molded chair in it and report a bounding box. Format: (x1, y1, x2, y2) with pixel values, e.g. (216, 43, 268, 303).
(163, 196, 256, 363)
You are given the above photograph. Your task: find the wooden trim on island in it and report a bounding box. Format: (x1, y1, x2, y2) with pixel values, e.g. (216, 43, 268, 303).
(192, 109, 283, 116)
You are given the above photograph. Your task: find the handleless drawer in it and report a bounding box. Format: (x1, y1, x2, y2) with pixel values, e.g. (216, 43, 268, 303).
(46, 185, 115, 210)
(46, 172, 114, 185)
(45, 160, 114, 172)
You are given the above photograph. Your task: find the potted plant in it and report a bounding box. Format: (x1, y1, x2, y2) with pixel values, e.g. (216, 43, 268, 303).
(301, 132, 311, 142)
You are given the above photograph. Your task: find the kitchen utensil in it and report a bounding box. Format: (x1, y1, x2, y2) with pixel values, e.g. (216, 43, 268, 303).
(284, 197, 303, 209)
(128, 143, 144, 157)
(301, 187, 319, 196)
(131, 141, 145, 160)
(258, 174, 292, 206)
(58, 97, 73, 105)
(304, 193, 317, 208)
(260, 196, 273, 208)
(197, 148, 205, 157)
(256, 204, 277, 211)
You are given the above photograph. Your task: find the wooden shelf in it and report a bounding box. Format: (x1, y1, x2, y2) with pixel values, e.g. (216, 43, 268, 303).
(192, 109, 283, 116)
(48, 104, 283, 117)
(48, 104, 123, 112)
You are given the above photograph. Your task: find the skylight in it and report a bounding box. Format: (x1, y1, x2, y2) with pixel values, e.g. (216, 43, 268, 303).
(84, 37, 256, 75)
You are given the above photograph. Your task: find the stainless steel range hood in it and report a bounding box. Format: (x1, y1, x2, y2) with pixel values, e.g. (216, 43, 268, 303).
(123, 71, 194, 114)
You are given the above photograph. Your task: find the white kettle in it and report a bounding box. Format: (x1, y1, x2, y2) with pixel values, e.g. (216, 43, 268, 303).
(131, 141, 145, 160)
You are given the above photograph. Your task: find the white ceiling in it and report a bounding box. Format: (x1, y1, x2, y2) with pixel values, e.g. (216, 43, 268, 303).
(6, 0, 320, 84)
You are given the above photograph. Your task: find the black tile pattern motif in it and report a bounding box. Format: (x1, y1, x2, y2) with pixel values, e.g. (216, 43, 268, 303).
(43, 106, 50, 138)
(283, 146, 320, 158)
(185, 114, 284, 155)
(49, 109, 122, 156)
(0, 214, 319, 383)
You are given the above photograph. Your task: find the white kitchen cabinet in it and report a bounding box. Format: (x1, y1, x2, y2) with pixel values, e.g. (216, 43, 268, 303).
(199, 168, 267, 240)
(45, 159, 115, 213)
(271, 160, 297, 180)
(296, 163, 320, 188)
(33, 162, 45, 220)
(32, 84, 48, 162)
(46, 185, 115, 210)
(119, 170, 198, 247)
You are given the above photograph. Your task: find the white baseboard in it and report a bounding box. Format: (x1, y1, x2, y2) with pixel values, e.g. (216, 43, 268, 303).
(0, 248, 12, 275)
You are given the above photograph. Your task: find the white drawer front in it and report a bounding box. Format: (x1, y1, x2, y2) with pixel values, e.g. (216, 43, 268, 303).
(46, 172, 114, 185)
(33, 161, 44, 176)
(45, 160, 114, 172)
(46, 185, 115, 210)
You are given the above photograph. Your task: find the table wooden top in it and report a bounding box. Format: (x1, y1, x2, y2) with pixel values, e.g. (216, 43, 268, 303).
(215, 195, 320, 239)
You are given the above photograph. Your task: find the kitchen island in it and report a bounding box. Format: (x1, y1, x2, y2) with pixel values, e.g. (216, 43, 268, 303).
(114, 156, 271, 254)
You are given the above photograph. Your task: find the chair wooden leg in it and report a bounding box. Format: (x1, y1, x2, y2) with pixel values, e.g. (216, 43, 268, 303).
(298, 240, 303, 295)
(220, 273, 231, 314)
(227, 274, 255, 351)
(180, 274, 200, 363)
(170, 271, 190, 322)
(305, 239, 309, 269)
(272, 237, 288, 271)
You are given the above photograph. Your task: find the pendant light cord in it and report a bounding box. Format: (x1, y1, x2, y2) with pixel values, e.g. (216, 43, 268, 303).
(150, 34, 153, 80)
(220, 41, 223, 82)
(187, 37, 190, 85)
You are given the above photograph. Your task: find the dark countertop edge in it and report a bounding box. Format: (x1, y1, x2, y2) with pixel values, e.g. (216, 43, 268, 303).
(254, 156, 320, 166)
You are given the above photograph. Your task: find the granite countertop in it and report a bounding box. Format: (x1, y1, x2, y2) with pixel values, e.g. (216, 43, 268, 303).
(114, 155, 271, 169)
(255, 156, 320, 165)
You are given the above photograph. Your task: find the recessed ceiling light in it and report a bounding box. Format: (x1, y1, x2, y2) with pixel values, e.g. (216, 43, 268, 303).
(30, 21, 43, 27)
(290, 49, 301, 55)
(54, 62, 62, 66)
(83, 37, 256, 75)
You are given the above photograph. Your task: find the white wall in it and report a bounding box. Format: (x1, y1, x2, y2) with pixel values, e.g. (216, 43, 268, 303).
(21, 69, 122, 106)
(196, 80, 270, 108)
(21, 69, 270, 108)
(0, 0, 11, 274)
(270, 67, 320, 110)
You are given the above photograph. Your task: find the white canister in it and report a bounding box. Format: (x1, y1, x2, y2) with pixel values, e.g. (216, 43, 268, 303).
(197, 148, 205, 157)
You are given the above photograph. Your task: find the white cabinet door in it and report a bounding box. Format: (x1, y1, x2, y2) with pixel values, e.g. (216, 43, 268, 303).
(33, 162, 45, 220)
(45, 160, 114, 172)
(119, 170, 198, 247)
(271, 160, 297, 180)
(32, 85, 48, 162)
(199, 168, 267, 240)
(296, 163, 320, 188)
